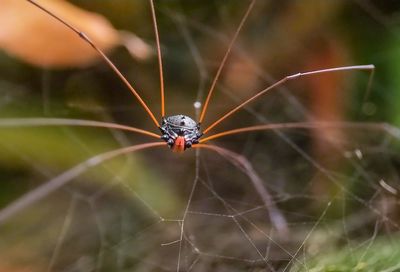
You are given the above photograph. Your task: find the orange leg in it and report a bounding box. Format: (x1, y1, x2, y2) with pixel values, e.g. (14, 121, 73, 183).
(200, 121, 388, 143)
(203, 65, 375, 135)
(0, 118, 160, 139)
(199, 0, 256, 124)
(149, 0, 165, 118)
(25, 0, 160, 128)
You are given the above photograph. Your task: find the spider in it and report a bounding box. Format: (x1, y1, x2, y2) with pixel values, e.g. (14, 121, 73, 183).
(0, 0, 375, 233)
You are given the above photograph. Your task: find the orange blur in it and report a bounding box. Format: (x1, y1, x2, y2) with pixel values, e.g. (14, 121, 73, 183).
(172, 136, 185, 153)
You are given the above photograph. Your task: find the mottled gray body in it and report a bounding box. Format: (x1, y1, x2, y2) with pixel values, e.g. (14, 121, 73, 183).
(160, 115, 202, 149)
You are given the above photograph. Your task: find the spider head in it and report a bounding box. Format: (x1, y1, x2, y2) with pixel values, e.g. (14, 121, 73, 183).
(160, 115, 202, 152)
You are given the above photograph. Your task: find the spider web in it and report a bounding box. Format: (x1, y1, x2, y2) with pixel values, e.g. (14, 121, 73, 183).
(0, 1, 399, 271)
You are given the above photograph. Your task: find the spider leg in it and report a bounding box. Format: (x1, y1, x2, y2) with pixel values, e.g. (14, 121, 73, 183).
(25, 0, 160, 128)
(0, 118, 160, 139)
(203, 65, 375, 135)
(0, 142, 165, 225)
(198, 0, 256, 124)
(149, 0, 165, 118)
(193, 143, 289, 235)
(200, 121, 391, 143)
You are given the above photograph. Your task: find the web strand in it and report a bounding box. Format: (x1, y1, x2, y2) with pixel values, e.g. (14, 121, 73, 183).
(194, 144, 289, 236)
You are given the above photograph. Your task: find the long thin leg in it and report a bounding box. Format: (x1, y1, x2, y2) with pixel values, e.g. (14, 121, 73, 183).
(203, 65, 375, 134)
(0, 118, 160, 139)
(0, 142, 165, 225)
(198, 0, 256, 124)
(25, 0, 160, 128)
(149, 0, 165, 117)
(193, 143, 289, 235)
(200, 121, 391, 143)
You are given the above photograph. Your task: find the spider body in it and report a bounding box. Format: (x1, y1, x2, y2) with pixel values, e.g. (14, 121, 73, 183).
(160, 115, 202, 152)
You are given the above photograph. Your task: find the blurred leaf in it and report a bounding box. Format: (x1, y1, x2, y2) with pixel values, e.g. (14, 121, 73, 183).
(0, 0, 152, 68)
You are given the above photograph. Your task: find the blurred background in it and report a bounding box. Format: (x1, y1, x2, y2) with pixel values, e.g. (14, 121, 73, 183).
(0, 0, 400, 271)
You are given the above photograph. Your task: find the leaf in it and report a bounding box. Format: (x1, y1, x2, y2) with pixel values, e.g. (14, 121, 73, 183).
(0, 0, 152, 68)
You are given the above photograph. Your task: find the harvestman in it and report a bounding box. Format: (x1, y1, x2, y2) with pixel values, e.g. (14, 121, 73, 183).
(0, 0, 375, 234)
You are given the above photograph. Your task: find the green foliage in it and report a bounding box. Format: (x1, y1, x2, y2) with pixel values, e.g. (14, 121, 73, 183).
(292, 236, 400, 272)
